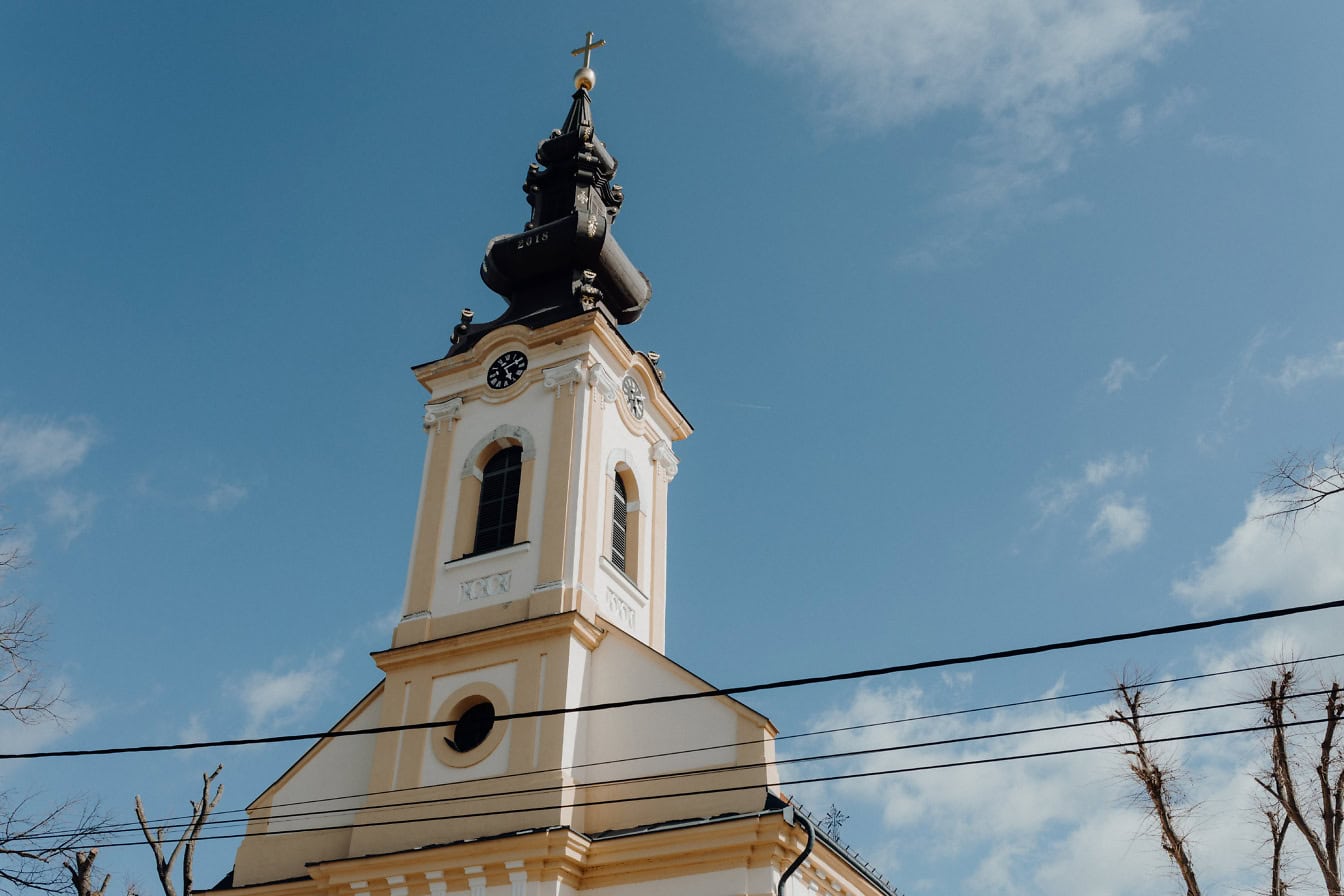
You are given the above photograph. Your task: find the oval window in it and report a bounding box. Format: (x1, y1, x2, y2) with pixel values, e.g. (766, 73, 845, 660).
(447, 699, 495, 753)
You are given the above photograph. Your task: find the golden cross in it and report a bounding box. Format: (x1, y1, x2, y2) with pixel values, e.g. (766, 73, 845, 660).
(570, 31, 606, 68)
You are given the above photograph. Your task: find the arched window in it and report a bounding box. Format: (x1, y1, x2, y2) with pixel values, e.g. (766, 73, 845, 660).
(611, 472, 629, 572)
(473, 446, 523, 554)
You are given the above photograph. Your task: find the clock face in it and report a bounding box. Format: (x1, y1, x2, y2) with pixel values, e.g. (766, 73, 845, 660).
(486, 350, 528, 389)
(621, 375, 645, 419)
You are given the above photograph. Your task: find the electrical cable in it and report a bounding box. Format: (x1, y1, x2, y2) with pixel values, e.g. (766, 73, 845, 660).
(27, 685, 1331, 846)
(57, 712, 1335, 853)
(5, 597, 1342, 762)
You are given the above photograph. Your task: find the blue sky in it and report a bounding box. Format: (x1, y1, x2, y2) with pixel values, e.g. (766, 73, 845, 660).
(3, 2, 1343, 893)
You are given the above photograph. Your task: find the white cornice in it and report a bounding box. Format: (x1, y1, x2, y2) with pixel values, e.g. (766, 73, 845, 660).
(543, 358, 587, 394)
(650, 440, 680, 481)
(423, 397, 464, 432)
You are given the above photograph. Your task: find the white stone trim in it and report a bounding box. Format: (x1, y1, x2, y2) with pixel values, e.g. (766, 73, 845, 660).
(544, 359, 587, 394)
(588, 363, 618, 404)
(423, 397, 463, 432)
(460, 425, 536, 479)
(650, 440, 680, 481)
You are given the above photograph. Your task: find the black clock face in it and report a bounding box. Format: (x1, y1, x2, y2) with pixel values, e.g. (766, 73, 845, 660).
(621, 375, 645, 419)
(486, 350, 528, 389)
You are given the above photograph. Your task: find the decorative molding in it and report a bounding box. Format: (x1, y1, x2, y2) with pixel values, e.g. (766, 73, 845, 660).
(509, 869, 528, 896)
(650, 440, 680, 481)
(544, 359, 587, 395)
(399, 610, 431, 623)
(588, 363, 618, 404)
(461, 425, 536, 479)
(468, 875, 487, 896)
(460, 571, 512, 604)
(424, 872, 447, 896)
(603, 588, 638, 633)
(386, 876, 407, 896)
(423, 397, 463, 432)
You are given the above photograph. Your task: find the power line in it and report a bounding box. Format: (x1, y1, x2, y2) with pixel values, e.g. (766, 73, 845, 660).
(29, 685, 1332, 846)
(42, 648, 1337, 839)
(6, 598, 1342, 762)
(58, 712, 1335, 853)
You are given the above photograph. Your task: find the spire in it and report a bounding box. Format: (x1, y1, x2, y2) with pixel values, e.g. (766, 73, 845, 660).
(450, 33, 651, 357)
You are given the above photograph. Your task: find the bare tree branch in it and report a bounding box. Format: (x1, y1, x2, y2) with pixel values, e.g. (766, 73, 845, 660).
(0, 792, 106, 895)
(1110, 681, 1203, 896)
(136, 766, 222, 896)
(65, 848, 111, 896)
(0, 523, 61, 725)
(1258, 670, 1344, 896)
(1260, 448, 1344, 530)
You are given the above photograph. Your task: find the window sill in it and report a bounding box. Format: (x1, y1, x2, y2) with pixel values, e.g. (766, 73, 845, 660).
(444, 541, 531, 569)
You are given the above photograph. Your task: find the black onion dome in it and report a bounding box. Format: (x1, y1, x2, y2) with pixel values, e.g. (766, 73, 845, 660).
(449, 88, 651, 357)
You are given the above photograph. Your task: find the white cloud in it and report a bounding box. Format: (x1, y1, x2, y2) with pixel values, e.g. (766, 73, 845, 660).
(1036, 451, 1148, 519)
(1117, 85, 1200, 142)
(1191, 131, 1267, 158)
(44, 489, 98, 544)
(1103, 357, 1138, 392)
(231, 651, 343, 736)
(1272, 339, 1344, 390)
(202, 481, 248, 512)
(1101, 354, 1165, 393)
(0, 416, 96, 485)
(725, 0, 1190, 205)
(1088, 493, 1150, 553)
(787, 667, 1302, 896)
(179, 713, 208, 744)
(1173, 493, 1344, 615)
(1118, 104, 1144, 142)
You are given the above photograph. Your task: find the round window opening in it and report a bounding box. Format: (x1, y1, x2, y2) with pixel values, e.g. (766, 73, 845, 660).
(446, 699, 495, 753)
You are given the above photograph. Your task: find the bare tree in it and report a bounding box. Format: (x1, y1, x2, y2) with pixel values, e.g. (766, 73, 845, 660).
(1109, 682, 1203, 896)
(1113, 669, 1344, 896)
(0, 521, 110, 894)
(135, 766, 222, 896)
(1255, 670, 1343, 896)
(65, 849, 112, 896)
(1261, 448, 1344, 529)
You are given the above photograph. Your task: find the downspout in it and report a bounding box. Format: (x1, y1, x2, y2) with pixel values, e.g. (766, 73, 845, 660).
(777, 806, 815, 896)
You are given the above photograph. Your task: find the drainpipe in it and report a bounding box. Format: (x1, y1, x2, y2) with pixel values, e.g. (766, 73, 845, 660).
(777, 806, 815, 896)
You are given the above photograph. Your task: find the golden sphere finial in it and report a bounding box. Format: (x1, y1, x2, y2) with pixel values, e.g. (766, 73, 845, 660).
(570, 31, 605, 91)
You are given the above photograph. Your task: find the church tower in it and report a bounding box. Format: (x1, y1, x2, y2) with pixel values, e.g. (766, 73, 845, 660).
(394, 55, 687, 654)
(210, 38, 898, 896)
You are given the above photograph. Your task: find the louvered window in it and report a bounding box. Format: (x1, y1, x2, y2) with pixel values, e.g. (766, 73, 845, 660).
(611, 473, 628, 572)
(473, 446, 523, 554)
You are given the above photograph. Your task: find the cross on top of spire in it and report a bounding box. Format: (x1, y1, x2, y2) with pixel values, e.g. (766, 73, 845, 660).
(570, 31, 605, 91)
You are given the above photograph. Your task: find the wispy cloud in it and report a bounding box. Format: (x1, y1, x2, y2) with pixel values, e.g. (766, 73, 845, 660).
(1191, 131, 1269, 159)
(1102, 357, 1138, 392)
(724, 0, 1190, 209)
(44, 489, 98, 545)
(202, 481, 248, 512)
(1088, 493, 1150, 553)
(1117, 84, 1200, 141)
(1101, 354, 1165, 393)
(1272, 339, 1344, 390)
(0, 416, 96, 485)
(1035, 451, 1148, 520)
(230, 651, 343, 736)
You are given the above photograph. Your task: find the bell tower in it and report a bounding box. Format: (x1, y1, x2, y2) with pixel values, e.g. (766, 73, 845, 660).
(222, 40, 786, 891)
(392, 41, 689, 655)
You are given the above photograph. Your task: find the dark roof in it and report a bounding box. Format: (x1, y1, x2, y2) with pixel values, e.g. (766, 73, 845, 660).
(446, 87, 651, 358)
